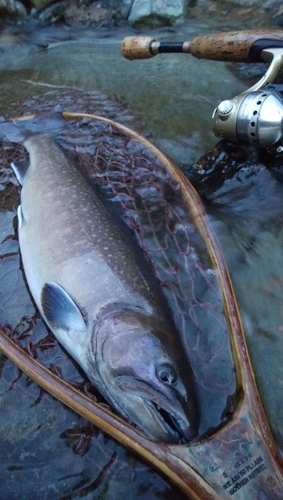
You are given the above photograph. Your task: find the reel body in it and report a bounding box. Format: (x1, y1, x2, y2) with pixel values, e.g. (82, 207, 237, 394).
(213, 90, 283, 148)
(212, 48, 283, 149)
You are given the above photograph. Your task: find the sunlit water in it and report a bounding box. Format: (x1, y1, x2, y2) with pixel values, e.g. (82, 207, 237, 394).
(0, 5, 283, 499)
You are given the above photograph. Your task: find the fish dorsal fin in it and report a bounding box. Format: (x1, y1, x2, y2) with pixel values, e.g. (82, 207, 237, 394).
(11, 160, 30, 186)
(41, 281, 87, 332)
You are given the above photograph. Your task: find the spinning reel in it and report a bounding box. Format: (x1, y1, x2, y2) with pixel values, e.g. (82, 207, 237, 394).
(121, 31, 283, 149)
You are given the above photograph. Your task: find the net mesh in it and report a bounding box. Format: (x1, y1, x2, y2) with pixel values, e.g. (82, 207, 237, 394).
(0, 90, 236, 436)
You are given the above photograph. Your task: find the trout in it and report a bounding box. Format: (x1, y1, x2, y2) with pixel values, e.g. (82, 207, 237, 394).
(4, 118, 198, 443)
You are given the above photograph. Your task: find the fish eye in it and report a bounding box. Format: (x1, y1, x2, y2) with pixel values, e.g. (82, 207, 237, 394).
(156, 363, 178, 385)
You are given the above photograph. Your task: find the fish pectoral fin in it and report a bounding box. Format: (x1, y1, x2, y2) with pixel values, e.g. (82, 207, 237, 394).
(41, 281, 87, 333)
(11, 160, 30, 185)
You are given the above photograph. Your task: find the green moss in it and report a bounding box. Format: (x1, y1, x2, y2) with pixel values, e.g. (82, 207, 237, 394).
(29, 0, 55, 11)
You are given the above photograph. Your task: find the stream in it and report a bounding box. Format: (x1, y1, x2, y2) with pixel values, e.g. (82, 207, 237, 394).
(0, 4, 283, 499)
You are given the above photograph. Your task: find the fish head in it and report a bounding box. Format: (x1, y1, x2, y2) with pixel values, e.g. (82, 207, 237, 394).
(89, 304, 199, 443)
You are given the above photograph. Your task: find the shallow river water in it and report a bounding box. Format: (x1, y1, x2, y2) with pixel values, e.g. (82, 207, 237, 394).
(0, 4, 283, 499)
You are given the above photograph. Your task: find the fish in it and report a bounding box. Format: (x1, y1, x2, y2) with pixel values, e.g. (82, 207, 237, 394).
(2, 116, 199, 443)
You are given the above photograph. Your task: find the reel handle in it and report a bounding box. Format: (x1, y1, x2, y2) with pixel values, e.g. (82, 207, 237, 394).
(121, 30, 283, 62)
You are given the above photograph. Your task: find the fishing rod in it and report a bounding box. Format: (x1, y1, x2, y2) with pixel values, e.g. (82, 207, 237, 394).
(121, 31, 283, 149)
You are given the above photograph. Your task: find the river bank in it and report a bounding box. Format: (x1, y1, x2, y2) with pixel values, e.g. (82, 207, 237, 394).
(0, 0, 283, 29)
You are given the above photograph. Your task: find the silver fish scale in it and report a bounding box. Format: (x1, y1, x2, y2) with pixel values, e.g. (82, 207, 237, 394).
(20, 134, 158, 316)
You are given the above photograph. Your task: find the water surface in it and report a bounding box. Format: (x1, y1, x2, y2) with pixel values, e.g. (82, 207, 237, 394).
(0, 6, 283, 498)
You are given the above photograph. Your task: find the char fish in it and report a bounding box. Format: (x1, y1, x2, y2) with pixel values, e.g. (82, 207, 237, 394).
(3, 117, 199, 442)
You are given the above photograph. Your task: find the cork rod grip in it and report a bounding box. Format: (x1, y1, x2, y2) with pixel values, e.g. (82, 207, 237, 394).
(121, 31, 283, 62)
(121, 36, 157, 60)
(189, 30, 283, 61)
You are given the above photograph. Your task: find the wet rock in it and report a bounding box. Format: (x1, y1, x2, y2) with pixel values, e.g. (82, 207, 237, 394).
(63, 2, 113, 24)
(269, 0, 283, 26)
(37, 0, 68, 23)
(215, 0, 283, 26)
(128, 0, 186, 29)
(104, 0, 134, 20)
(0, 0, 26, 17)
(217, 0, 276, 5)
(29, 0, 55, 10)
(220, 0, 259, 4)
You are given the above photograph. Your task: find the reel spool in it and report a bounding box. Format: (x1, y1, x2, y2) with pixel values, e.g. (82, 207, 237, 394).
(213, 91, 283, 148)
(212, 48, 283, 148)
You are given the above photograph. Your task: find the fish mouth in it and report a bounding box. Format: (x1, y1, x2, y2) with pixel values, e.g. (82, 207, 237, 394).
(145, 399, 185, 443)
(114, 375, 193, 443)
